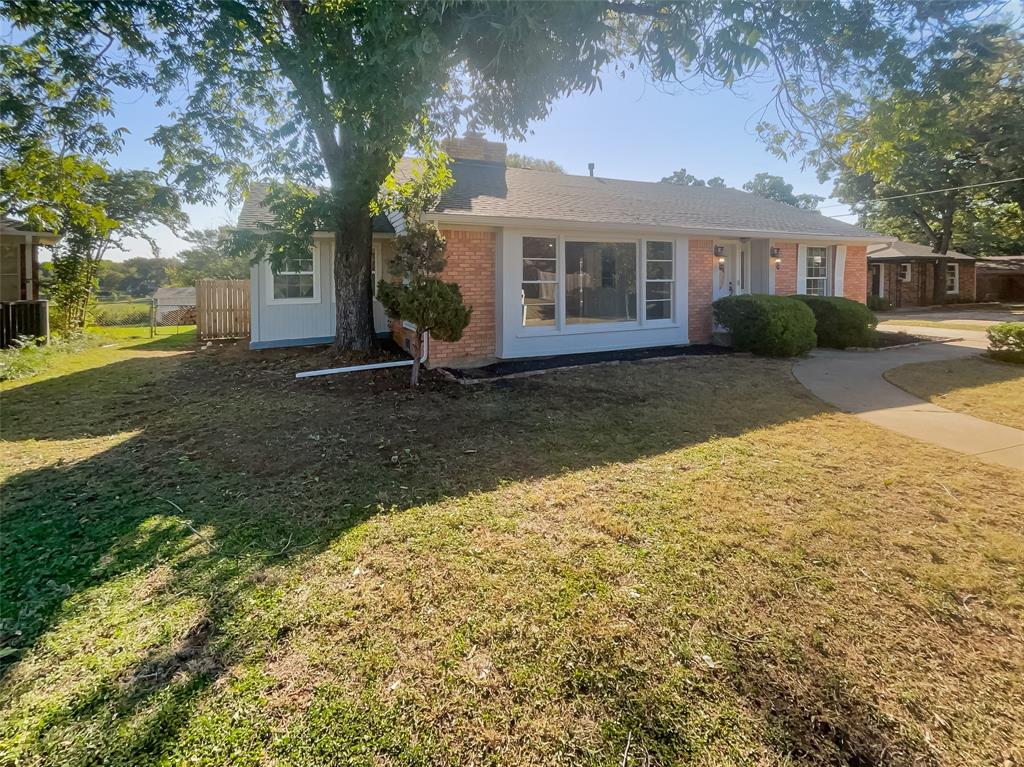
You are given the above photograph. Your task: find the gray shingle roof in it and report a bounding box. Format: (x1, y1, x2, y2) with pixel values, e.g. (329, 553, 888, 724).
(238, 161, 884, 241)
(237, 183, 395, 233)
(867, 240, 975, 262)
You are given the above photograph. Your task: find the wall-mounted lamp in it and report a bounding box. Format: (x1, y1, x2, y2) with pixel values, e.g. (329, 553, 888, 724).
(771, 246, 782, 271)
(770, 247, 781, 257)
(714, 245, 725, 257)
(718, 256, 726, 266)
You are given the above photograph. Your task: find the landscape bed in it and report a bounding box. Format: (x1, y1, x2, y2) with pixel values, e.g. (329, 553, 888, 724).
(1, 335, 1022, 766)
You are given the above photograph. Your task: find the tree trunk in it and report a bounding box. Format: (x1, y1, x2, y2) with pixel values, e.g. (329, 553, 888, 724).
(331, 205, 376, 351)
(932, 259, 948, 306)
(410, 329, 421, 388)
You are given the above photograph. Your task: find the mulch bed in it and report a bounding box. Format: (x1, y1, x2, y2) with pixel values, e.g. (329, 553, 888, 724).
(870, 330, 946, 348)
(445, 343, 732, 380)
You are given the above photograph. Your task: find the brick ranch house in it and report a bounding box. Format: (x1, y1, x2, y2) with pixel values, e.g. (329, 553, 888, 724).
(867, 240, 977, 309)
(238, 135, 887, 366)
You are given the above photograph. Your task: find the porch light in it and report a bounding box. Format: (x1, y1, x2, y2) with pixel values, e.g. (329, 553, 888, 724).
(770, 247, 781, 258)
(714, 245, 725, 257)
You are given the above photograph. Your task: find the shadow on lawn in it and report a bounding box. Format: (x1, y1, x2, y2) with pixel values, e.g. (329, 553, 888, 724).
(0, 348, 923, 764)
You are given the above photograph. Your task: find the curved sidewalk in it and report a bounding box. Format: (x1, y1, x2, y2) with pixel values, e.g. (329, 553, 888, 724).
(793, 335, 1024, 470)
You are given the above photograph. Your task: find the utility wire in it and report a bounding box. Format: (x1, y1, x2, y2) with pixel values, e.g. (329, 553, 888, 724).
(816, 176, 1024, 212)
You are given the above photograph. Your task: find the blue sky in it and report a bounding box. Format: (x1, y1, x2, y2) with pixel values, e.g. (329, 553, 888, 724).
(100, 63, 853, 260)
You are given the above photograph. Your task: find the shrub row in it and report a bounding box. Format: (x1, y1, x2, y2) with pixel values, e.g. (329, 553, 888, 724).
(987, 322, 1024, 364)
(712, 294, 878, 357)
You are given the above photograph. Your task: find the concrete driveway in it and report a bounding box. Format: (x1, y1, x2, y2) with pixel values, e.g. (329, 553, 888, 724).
(793, 337, 1024, 470)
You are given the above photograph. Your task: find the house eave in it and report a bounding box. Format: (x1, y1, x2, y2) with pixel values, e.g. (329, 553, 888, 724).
(425, 212, 889, 243)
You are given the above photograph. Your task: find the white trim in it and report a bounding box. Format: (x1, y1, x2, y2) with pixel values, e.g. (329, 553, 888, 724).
(796, 245, 808, 294)
(265, 241, 321, 305)
(899, 263, 912, 282)
(878, 263, 885, 298)
(945, 262, 960, 294)
(767, 239, 777, 294)
(427, 213, 888, 243)
(833, 245, 847, 298)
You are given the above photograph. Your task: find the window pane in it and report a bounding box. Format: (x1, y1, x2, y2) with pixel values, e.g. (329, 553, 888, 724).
(523, 303, 556, 326)
(522, 282, 557, 302)
(523, 237, 556, 260)
(523, 258, 556, 281)
(646, 282, 672, 301)
(646, 300, 671, 321)
(646, 241, 672, 261)
(565, 241, 637, 324)
(646, 260, 672, 280)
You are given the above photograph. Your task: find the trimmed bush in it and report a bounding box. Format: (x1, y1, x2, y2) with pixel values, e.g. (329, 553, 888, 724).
(867, 294, 892, 312)
(987, 321, 1024, 364)
(712, 294, 816, 357)
(792, 295, 878, 349)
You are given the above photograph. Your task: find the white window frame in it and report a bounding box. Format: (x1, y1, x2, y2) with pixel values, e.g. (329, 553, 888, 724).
(945, 262, 959, 294)
(520, 234, 559, 329)
(899, 263, 912, 283)
(643, 239, 675, 324)
(266, 241, 321, 305)
(804, 245, 830, 296)
(517, 233, 681, 336)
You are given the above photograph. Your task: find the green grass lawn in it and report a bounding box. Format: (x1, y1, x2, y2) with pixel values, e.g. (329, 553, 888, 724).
(885, 356, 1024, 430)
(1, 339, 1022, 766)
(878, 319, 996, 333)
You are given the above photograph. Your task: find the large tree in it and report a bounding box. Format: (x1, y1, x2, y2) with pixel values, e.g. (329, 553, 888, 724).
(828, 30, 1024, 257)
(3, 0, 1003, 349)
(742, 172, 822, 210)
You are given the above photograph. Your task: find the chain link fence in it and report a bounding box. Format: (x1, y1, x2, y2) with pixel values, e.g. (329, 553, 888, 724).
(87, 299, 197, 337)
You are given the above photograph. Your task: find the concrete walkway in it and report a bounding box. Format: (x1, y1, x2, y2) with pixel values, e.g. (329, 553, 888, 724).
(793, 337, 1024, 470)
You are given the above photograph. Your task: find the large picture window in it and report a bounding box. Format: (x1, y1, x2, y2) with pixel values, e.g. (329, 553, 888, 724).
(273, 254, 316, 300)
(645, 241, 673, 321)
(565, 241, 637, 324)
(521, 236, 557, 326)
(805, 246, 828, 296)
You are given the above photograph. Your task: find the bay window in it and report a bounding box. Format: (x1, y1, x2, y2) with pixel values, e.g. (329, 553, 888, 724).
(565, 241, 637, 323)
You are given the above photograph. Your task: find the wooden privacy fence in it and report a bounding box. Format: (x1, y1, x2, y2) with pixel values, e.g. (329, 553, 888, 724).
(196, 279, 250, 340)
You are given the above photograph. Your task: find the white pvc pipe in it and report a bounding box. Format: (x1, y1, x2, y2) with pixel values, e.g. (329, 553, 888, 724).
(295, 333, 428, 379)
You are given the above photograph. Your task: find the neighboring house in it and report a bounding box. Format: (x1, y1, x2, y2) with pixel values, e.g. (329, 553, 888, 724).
(238, 134, 887, 366)
(1, 217, 57, 303)
(976, 256, 1024, 302)
(867, 240, 977, 308)
(152, 286, 197, 323)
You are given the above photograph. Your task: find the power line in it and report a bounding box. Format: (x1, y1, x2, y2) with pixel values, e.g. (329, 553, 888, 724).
(816, 176, 1024, 212)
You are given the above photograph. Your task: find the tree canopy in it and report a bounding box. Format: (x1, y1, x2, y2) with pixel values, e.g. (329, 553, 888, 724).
(742, 173, 823, 210)
(661, 168, 726, 187)
(506, 153, 566, 173)
(828, 30, 1024, 256)
(3, 0, 1009, 347)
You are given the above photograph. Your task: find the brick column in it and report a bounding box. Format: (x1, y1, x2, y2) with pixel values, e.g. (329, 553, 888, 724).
(773, 241, 799, 295)
(843, 245, 868, 303)
(687, 239, 714, 343)
(431, 229, 497, 365)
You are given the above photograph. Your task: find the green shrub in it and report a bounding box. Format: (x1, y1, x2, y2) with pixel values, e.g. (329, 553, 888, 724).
(987, 322, 1024, 364)
(867, 295, 892, 312)
(712, 294, 816, 357)
(793, 295, 878, 349)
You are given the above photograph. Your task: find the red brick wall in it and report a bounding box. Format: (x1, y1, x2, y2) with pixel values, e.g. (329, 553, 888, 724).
(878, 260, 975, 307)
(843, 245, 867, 303)
(687, 239, 714, 343)
(393, 228, 497, 366)
(773, 241, 799, 295)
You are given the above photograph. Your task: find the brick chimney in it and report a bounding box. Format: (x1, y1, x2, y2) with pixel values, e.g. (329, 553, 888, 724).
(442, 131, 507, 165)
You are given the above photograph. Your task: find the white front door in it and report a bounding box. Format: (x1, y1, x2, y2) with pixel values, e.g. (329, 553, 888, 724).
(712, 242, 745, 302)
(371, 242, 391, 334)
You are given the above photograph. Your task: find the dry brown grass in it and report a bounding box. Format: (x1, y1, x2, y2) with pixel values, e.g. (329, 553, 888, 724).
(2, 339, 1022, 766)
(885, 356, 1024, 430)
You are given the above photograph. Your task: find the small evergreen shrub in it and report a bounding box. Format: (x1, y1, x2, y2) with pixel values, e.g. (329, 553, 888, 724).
(793, 295, 878, 349)
(712, 294, 816, 357)
(867, 295, 892, 312)
(987, 322, 1024, 364)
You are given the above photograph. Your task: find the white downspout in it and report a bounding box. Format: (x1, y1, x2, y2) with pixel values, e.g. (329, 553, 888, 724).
(294, 333, 428, 379)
